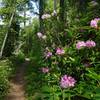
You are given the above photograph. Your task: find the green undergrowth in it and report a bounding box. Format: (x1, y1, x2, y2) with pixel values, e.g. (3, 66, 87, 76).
(10, 52, 25, 66)
(0, 59, 14, 100)
(9, 53, 25, 74)
(25, 60, 43, 100)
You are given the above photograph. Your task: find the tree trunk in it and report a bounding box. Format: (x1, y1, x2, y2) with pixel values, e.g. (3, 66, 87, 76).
(59, 0, 65, 22)
(24, 5, 26, 27)
(39, 0, 44, 33)
(59, 0, 65, 31)
(0, 12, 15, 59)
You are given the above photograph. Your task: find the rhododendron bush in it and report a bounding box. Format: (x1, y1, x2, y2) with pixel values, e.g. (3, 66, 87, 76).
(26, 1, 100, 100)
(35, 17, 100, 99)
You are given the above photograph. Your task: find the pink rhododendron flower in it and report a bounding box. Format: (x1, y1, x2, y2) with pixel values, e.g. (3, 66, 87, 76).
(41, 67, 49, 73)
(86, 40, 96, 48)
(56, 48, 65, 55)
(45, 51, 52, 59)
(76, 41, 86, 49)
(90, 19, 97, 28)
(60, 75, 76, 88)
(37, 32, 43, 38)
(41, 14, 51, 19)
(90, 18, 100, 28)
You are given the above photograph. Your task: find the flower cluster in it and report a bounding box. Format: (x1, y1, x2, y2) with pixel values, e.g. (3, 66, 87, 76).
(44, 47, 65, 59)
(90, 18, 100, 28)
(60, 75, 76, 88)
(41, 67, 49, 73)
(45, 51, 52, 59)
(41, 11, 57, 19)
(41, 14, 51, 19)
(37, 32, 47, 40)
(37, 32, 43, 38)
(76, 41, 86, 49)
(56, 48, 65, 55)
(85, 40, 96, 48)
(76, 40, 96, 49)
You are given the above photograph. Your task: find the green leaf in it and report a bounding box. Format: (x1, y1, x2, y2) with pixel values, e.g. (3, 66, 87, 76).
(86, 69, 100, 80)
(41, 85, 52, 93)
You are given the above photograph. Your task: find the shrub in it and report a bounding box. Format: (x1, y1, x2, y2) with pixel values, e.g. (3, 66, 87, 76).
(0, 60, 13, 99)
(25, 1, 100, 100)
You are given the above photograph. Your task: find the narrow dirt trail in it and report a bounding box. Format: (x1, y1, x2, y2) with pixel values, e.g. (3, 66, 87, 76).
(5, 60, 29, 100)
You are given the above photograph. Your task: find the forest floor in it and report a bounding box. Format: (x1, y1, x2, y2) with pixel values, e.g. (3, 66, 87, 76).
(5, 59, 30, 100)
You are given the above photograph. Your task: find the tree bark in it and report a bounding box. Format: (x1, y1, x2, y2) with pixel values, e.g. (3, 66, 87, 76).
(59, 0, 65, 31)
(0, 12, 15, 59)
(59, 0, 65, 22)
(24, 5, 26, 27)
(39, 0, 44, 33)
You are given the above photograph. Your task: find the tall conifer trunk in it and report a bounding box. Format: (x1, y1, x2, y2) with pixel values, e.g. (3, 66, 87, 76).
(39, 0, 44, 33)
(59, 0, 65, 22)
(59, 0, 65, 31)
